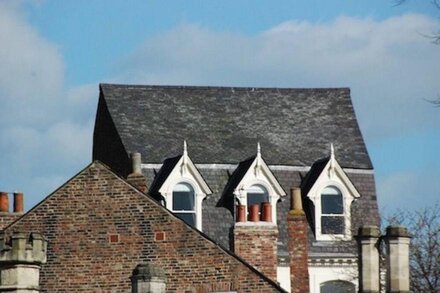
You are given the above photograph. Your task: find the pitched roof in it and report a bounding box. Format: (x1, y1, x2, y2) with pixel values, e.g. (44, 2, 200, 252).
(4, 161, 286, 292)
(148, 155, 181, 197)
(301, 156, 330, 198)
(99, 84, 372, 169)
(223, 155, 256, 197)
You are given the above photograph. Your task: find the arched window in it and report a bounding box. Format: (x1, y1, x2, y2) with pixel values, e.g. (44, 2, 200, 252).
(172, 182, 196, 227)
(320, 280, 355, 293)
(321, 186, 344, 235)
(247, 184, 269, 207)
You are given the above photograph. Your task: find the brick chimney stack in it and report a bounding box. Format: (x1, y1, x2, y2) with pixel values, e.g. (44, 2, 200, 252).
(0, 192, 25, 229)
(233, 202, 278, 281)
(127, 152, 148, 193)
(287, 187, 309, 293)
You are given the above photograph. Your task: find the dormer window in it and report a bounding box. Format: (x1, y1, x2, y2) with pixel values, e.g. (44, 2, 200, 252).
(230, 144, 286, 224)
(151, 141, 212, 231)
(302, 144, 360, 241)
(321, 186, 344, 235)
(172, 182, 196, 226)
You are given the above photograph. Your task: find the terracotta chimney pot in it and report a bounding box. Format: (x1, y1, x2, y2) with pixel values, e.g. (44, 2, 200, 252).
(248, 204, 260, 222)
(13, 192, 24, 213)
(236, 205, 246, 222)
(261, 202, 272, 222)
(0, 192, 9, 213)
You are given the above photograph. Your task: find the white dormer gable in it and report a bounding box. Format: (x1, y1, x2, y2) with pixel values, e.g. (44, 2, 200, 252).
(233, 143, 286, 224)
(306, 144, 360, 240)
(158, 141, 212, 231)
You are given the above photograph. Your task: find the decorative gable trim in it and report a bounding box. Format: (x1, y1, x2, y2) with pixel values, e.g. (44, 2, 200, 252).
(157, 141, 212, 230)
(305, 144, 360, 241)
(233, 144, 286, 224)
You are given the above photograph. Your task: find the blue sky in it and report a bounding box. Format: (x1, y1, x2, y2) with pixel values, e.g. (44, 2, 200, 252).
(0, 0, 439, 216)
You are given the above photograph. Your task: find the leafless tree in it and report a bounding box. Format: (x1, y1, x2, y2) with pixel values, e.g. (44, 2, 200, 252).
(394, 0, 440, 106)
(386, 204, 440, 293)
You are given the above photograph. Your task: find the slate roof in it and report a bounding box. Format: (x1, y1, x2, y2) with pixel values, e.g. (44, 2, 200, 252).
(222, 155, 256, 198)
(142, 163, 380, 258)
(148, 155, 181, 199)
(99, 84, 372, 169)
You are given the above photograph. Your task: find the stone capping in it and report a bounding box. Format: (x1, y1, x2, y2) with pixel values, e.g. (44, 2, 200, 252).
(356, 225, 381, 238)
(0, 232, 47, 264)
(384, 225, 411, 238)
(131, 263, 167, 281)
(234, 222, 278, 228)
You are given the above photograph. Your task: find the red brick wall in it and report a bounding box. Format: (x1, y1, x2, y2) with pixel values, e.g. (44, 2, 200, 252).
(287, 211, 309, 293)
(0, 213, 22, 230)
(234, 224, 278, 281)
(5, 162, 283, 292)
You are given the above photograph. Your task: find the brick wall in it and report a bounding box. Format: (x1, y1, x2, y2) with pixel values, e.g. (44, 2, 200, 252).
(0, 213, 21, 230)
(5, 162, 284, 292)
(288, 211, 309, 293)
(234, 224, 278, 281)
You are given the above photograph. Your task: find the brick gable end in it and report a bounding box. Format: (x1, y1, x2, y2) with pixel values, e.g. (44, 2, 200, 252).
(4, 162, 284, 292)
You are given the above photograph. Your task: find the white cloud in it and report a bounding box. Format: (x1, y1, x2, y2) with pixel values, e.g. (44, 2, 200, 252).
(0, 1, 64, 126)
(0, 3, 438, 213)
(117, 14, 440, 142)
(0, 3, 94, 208)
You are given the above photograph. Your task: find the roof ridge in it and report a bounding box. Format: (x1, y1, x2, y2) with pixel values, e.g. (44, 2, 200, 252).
(99, 83, 350, 92)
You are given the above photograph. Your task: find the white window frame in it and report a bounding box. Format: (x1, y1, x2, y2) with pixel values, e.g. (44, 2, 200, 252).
(320, 186, 345, 236)
(233, 145, 286, 224)
(170, 182, 197, 227)
(312, 181, 353, 240)
(158, 142, 212, 231)
(306, 146, 360, 241)
(163, 177, 206, 230)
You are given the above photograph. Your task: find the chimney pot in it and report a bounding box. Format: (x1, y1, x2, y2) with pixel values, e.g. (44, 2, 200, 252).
(131, 152, 142, 174)
(261, 202, 272, 222)
(13, 192, 24, 213)
(0, 192, 9, 213)
(291, 187, 303, 211)
(248, 204, 260, 222)
(236, 205, 246, 222)
(127, 152, 148, 193)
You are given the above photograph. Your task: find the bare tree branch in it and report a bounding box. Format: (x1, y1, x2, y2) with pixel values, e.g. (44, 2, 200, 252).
(386, 204, 440, 293)
(425, 95, 440, 107)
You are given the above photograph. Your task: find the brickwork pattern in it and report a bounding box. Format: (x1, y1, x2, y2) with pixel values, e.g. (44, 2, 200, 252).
(5, 162, 284, 292)
(0, 213, 22, 230)
(288, 212, 309, 293)
(234, 224, 278, 281)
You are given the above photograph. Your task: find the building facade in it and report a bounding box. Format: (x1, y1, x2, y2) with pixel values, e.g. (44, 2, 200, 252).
(93, 84, 381, 292)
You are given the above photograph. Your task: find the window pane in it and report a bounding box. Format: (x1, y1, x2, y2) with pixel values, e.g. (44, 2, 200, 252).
(247, 193, 269, 206)
(321, 187, 343, 214)
(175, 213, 196, 227)
(173, 191, 195, 210)
(247, 184, 269, 206)
(173, 183, 195, 211)
(320, 280, 355, 293)
(321, 216, 344, 234)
